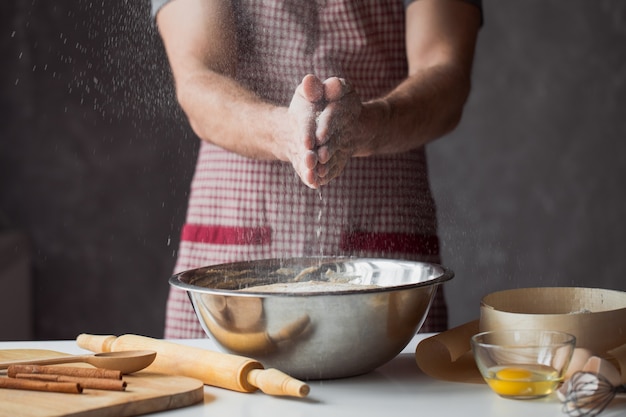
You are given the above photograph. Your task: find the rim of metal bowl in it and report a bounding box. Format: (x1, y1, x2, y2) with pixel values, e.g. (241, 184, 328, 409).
(168, 257, 454, 297)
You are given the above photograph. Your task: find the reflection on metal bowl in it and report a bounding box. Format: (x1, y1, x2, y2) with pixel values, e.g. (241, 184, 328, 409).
(169, 257, 454, 380)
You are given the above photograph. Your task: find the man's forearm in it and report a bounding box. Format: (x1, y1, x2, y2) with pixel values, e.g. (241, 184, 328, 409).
(176, 70, 287, 161)
(357, 63, 471, 157)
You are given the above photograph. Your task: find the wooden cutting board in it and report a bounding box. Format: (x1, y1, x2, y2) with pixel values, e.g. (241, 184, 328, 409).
(0, 349, 204, 417)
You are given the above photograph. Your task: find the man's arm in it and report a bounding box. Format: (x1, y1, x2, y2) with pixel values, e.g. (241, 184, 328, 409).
(363, 0, 481, 153)
(315, 0, 481, 183)
(155, 0, 323, 186)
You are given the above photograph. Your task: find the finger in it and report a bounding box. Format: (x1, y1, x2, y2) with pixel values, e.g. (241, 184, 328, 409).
(304, 149, 318, 170)
(314, 101, 340, 145)
(323, 77, 352, 102)
(317, 156, 348, 186)
(301, 169, 319, 189)
(289, 89, 321, 151)
(315, 145, 344, 179)
(303, 117, 317, 150)
(316, 144, 332, 165)
(297, 74, 324, 103)
(316, 163, 330, 178)
(315, 107, 330, 145)
(292, 149, 319, 189)
(295, 162, 317, 189)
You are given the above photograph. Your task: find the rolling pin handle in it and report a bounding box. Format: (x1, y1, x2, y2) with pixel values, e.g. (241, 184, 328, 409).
(76, 334, 116, 353)
(247, 368, 310, 398)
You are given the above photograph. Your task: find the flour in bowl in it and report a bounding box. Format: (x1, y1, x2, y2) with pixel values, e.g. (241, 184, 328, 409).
(242, 280, 382, 293)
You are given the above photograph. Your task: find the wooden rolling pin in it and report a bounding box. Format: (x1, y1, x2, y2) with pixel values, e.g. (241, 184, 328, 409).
(76, 333, 309, 398)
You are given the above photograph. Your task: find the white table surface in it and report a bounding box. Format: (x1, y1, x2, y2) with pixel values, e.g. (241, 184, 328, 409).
(1, 335, 624, 417)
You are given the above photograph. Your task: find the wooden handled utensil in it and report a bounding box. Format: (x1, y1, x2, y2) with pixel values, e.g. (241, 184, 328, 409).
(76, 333, 310, 398)
(0, 350, 156, 374)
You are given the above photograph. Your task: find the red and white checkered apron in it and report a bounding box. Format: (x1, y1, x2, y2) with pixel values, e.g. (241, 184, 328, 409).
(165, 0, 448, 338)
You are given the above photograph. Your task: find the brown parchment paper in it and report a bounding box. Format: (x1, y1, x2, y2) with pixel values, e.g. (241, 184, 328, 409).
(415, 287, 626, 383)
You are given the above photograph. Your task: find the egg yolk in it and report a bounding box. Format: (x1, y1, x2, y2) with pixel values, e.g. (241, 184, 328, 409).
(485, 366, 559, 398)
(496, 368, 533, 380)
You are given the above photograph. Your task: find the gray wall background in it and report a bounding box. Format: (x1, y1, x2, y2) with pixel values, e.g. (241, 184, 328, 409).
(431, 1, 626, 327)
(1, 1, 625, 340)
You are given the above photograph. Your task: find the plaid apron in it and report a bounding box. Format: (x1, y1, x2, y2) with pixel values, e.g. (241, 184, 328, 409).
(165, 0, 448, 338)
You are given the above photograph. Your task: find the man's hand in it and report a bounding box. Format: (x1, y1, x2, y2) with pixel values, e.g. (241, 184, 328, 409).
(285, 75, 364, 188)
(314, 77, 362, 186)
(284, 74, 325, 188)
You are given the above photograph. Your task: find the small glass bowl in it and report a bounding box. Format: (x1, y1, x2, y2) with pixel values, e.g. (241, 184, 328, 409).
(471, 329, 576, 399)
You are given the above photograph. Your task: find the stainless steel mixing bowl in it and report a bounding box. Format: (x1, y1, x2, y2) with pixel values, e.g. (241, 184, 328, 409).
(169, 257, 453, 380)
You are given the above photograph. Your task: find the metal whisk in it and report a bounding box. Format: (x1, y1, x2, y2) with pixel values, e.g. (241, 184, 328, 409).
(561, 371, 626, 417)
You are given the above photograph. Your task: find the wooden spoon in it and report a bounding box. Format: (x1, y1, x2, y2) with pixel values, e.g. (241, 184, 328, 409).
(0, 350, 156, 374)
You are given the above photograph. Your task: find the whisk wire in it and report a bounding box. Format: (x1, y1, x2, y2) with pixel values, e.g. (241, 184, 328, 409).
(561, 371, 625, 417)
